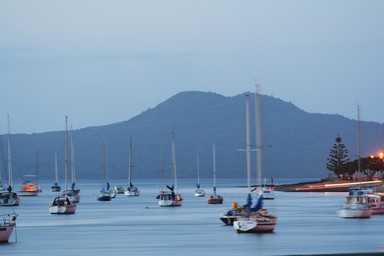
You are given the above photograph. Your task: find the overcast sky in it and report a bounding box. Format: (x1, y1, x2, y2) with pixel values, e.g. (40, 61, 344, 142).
(1, 1, 383, 134)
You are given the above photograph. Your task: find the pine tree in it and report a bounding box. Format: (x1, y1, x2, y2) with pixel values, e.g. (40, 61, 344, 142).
(326, 135, 350, 179)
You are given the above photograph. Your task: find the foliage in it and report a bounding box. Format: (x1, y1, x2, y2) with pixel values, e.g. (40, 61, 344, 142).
(326, 135, 351, 179)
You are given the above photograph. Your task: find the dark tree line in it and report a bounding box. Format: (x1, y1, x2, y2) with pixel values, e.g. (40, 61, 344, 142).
(326, 135, 384, 180)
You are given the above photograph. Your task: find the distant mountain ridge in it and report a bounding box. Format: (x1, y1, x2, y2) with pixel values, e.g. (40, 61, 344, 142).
(1, 91, 383, 183)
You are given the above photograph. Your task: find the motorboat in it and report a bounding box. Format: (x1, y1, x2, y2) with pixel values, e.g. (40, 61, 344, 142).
(0, 211, 18, 242)
(365, 190, 384, 214)
(337, 187, 372, 218)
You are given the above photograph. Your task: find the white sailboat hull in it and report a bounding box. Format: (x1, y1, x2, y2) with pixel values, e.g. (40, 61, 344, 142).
(49, 196, 76, 214)
(194, 189, 205, 197)
(159, 199, 182, 207)
(0, 192, 20, 206)
(234, 214, 277, 233)
(124, 190, 140, 196)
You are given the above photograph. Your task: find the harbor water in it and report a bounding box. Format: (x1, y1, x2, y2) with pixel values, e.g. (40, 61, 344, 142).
(1, 178, 384, 256)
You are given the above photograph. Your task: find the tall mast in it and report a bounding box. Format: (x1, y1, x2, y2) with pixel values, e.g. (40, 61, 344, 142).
(171, 132, 177, 191)
(7, 114, 12, 188)
(65, 116, 69, 192)
(196, 154, 200, 186)
(245, 94, 252, 193)
(255, 85, 263, 191)
(36, 148, 39, 184)
(55, 152, 58, 183)
(160, 150, 164, 191)
(357, 105, 361, 178)
(70, 127, 76, 186)
(212, 141, 217, 194)
(128, 136, 132, 186)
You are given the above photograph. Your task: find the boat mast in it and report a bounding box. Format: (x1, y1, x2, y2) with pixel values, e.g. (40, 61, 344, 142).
(7, 114, 12, 188)
(55, 152, 58, 183)
(160, 150, 164, 191)
(212, 141, 217, 195)
(245, 94, 252, 193)
(65, 116, 69, 193)
(70, 127, 76, 188)
(255, 85, 263, 191)
(171, 132, 177, 192)
(36, 148, 39, 185)
(357, 104, 361, 181)
(196, 154, 200, 188)
(128, 136, 132, 186)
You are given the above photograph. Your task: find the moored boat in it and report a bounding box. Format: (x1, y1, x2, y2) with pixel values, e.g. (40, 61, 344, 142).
(337, 187, 372, 218)
(158, 133, 182, 207)
(207, 141, 223, 204)
(0, 115, 20, 206)
(124, 137, 140, 197)
(194, 154, 205, 197)
(233, 205, 277, 233)
(18, 175, 40, 196)
(97, 140, 116, 201)
(51, 153, 61, 192)
(0, 211, 18, 242)
(49, 117, 77, 214)
(223, 89, 277, 232)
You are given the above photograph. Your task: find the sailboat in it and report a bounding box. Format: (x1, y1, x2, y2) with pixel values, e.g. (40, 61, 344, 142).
(51, 153, 61, 192)
(63, 128, 80, 203)
(18, 149, 40, 196)
(124, 137, 140, 196)
(158, 133, 183, 207)
(207, 141, 223, 204)
(194, 154, 205, 197)
(0, 115, 20, 207)
(49, 116, 77, 214)
(233, 87, 277, 233)
(97, 140, 116, 201)
(0, 210, 18, 242)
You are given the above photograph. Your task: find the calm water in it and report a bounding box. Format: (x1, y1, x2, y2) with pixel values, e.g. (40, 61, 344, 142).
(2, 178, 384, 256)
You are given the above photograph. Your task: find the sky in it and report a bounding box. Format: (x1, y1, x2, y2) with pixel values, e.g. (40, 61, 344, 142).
(0, 0, 383, 134)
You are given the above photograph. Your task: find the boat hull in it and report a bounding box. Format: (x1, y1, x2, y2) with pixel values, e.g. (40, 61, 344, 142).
(234, 216, 277, 233)
(208, 195, 223, 204)
(337, 207, 372, 218)
(49, 196, 76, 214)
(0, 225, 15, 243)
(0, 192, 20, 206)
(159, 199, 183, 207)
(194, 189, 205, 197)
(0, 213, 17, 243)
(124, 190, 140, 196)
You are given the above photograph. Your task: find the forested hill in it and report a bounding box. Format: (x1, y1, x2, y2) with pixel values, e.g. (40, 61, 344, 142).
(1, 91, 384, 182)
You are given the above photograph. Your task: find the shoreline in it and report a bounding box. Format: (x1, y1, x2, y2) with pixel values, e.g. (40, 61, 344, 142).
(274, 178, 384, 192)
